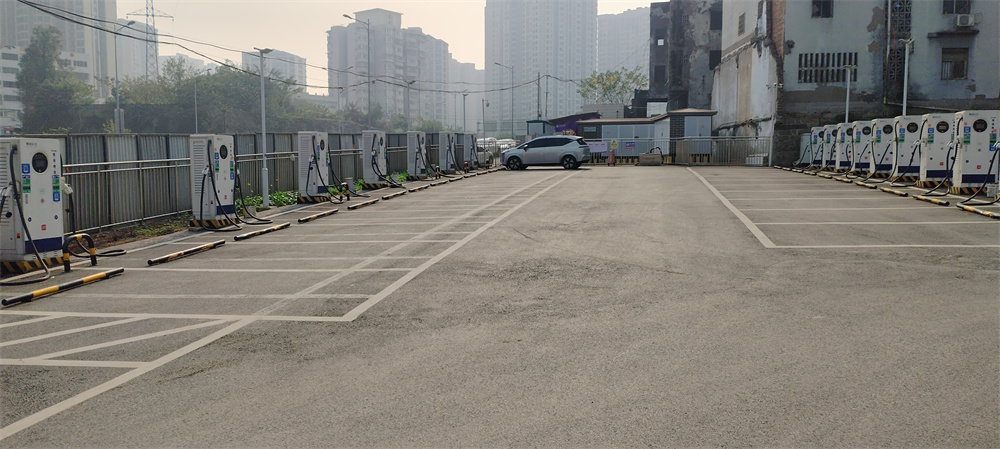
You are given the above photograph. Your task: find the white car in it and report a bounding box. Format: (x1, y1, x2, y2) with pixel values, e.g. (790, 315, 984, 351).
(501, 136, 591, 170)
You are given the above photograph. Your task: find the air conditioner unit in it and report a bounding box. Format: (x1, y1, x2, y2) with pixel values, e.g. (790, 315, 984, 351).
(955, 14, 974, 27)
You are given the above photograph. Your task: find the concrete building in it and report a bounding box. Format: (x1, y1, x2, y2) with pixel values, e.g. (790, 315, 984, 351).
(0, 0, 117, 102)
(711, 0, 999, 164)
(242, 49, 306, 87)
(598, 7, 650, 74)
(1, 45, 93, 134)
(647, 0, 722, 113)
(485, 0, 598, 139)
(327, 8, 454, 128)
(448, 60, 486, 133)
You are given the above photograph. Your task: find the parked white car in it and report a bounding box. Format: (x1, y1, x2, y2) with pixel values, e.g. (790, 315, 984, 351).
(501, 135, 591, 170)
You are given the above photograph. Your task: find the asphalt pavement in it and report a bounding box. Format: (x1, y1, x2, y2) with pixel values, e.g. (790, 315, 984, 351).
(1, 165, 998, 447)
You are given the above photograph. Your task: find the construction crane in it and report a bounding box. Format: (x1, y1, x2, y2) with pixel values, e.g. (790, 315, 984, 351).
(127, 0, 172, 78)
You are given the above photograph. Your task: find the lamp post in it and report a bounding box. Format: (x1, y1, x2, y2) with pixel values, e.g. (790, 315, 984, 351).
(899, 39, 913, 115)
(482, 98, 489, 135)
(255, 47, 272, 209)
(113, 20, 135, 133)
(343, 14, 371, 129)
(193, 68, 211, 133)
(843, 64, 856, 123)
(405, 80, 416, 130)
(494, 62, 514, 140)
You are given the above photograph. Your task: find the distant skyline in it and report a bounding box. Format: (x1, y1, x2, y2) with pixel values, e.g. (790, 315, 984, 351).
(117, 0, 651, 94)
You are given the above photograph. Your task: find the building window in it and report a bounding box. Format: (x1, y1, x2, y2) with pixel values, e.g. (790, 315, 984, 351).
(1, 53, 18, 61)
(738, 13, 746, 34)
(710, 9, 723, 30)
(73, 60, 87, 68)
(2, 67, 18, 74)
(942, 0, 971, 14)
(2, 81, 17, 88)
(797, 52, 858, 83)
(812, 0, 833, 17)
(3, 95, 19, 102)
(941, 48, 968, 79)
(709, 50, 722, 70)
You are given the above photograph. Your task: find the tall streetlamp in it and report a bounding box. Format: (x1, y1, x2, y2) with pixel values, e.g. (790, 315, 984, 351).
(462, 91, 468, 134)
(255, 47, 272, 209)
(482, 98, 489, 135)
(193, 67, 211, 133)
(494, 62, 514, 139)
(343, 14, 371, 129)
(899, 39, 913, 115)
(405, 80, 416, 130)
(113, 20, 135, 133)
(842, 64, 856, 123)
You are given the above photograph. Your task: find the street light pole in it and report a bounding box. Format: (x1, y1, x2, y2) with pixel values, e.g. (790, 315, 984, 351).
(255, 47, 272, 209)
(344, 14, 371, 129)
(406, 80, 415, 130)
(462, 92, 468, 134)
(113, 20, 135, 133)
(194, 68, 211, 134)
(843, 64, 856, 123)
(494, 62, 514, 140)
(482, 98, 489, 135)
(900, 39, 913, 116)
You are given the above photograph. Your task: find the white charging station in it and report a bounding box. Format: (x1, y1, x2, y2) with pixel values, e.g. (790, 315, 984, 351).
(0, 138, 64, 266)
(918, 113, 956, 186)
(407, 131, 427, 178)
(822, 124, 839, 169)
(362, 130, 387, 184)
(190, 134, 236, 226)
(893, 115, 922, 179)
(851, 121, 874, 173)
(436, 133, 455, 172)
(869, 118, 896, 176)
(951, 110, 999, 192)
(298, 131, 330, 199)
(456, 133, 475, 168)
(809, 127, 825, 166)
(835, 123, 853, 172)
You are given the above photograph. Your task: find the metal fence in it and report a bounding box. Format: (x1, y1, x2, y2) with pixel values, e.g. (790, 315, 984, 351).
(584, 137, 771, 166)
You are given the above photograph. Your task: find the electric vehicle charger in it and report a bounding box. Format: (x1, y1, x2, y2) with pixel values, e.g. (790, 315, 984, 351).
(2, 145, 52, 285)
(299, 133, 343, 204)
(193, 137, 242, 232)
(958, 142, 1000, 206)
(369, 135, 404, 189)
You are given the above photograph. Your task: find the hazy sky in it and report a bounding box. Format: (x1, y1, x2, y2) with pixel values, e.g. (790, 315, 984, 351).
(117, 0, 651, 94)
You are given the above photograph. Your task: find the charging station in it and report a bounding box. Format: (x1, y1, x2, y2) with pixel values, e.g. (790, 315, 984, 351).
(918, 113, 956, 187)
(362, 130, 387, 185)
(892, 115, 922, 181)
(869, 118, 896, 176)
(809, 127, 825, 166)
(455, 133, 474, 169)
(822, 124, 839, 169)
(407, 131, 427, 178)
(850, 121, 873, 173)
(298, 131, 330, 201)
(835, 123, 853, 172)
(950, 110, 999, 194)
(190, 134, 237, 228)
(436, 133, 456, 172)
(0, 138, 64, 272)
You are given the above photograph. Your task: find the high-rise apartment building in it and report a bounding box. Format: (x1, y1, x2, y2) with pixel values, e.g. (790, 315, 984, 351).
(242, 49, 307, 87)
(0, 0, 117, 102)
(485, 0, 597, 139)
(327, 8, 454, 128)
(598, 7, 650, 74)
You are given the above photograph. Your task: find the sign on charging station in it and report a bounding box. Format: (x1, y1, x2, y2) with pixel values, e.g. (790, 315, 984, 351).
(189, 134, 236, 224)
(0, 138, 63, 263)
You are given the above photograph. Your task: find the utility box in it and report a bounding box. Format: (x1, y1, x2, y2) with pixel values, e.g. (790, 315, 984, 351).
(951, 110, 999, 193)
(362, 130, 387, 184)
(0, 138, 64, 267)
(406, 131, 427, 178)
(870, 118, 896, 176)
(835, 123, 853, 172)
(822, 124, 839, 169)
(298, 131, 330, 200)
(851, 120, 874, 173)
(893, 115, 922, 179)
(918, 113, 956, 186)
(190, 134, 236, 226)
(809, 127, 825, 166)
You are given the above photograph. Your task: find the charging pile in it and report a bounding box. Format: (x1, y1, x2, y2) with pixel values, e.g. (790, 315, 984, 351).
(189, 134, 272, 231)
(298, 131, 343, 204)
(781, 109, 1000, 217)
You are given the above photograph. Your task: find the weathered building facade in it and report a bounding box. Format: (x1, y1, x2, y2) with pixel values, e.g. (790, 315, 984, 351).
(712, 0, 999, 165)
(648, 0, 723, 112)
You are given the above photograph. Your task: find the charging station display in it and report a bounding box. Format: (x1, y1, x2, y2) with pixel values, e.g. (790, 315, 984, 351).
(0, 138, 64, 266)
(822, 124, 839, 169)
(298, 131, 330, 200)
(869, 118, 896, 176)
(407, 131, 427, 178)
(850, 121, 873, 172)
(951, 110, 999, 191)
(189, 134, 236, 227)
(893, 115, 922, 180)
(835, 123, 853, 172)
(918, 113, 956, 185)
(362, 130, 387, 184)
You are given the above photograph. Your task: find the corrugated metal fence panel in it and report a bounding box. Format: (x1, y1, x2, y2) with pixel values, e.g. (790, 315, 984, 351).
(235, 134, 257, 155)
(66, 135, 104, 164)
(386, 148, 407, 175)
(168, 135, 192, 214)
(104, 135, 143, 225)
(272, 134, 294, 153)
(62, 135, 102, 232)
(138, 135, 182, 218)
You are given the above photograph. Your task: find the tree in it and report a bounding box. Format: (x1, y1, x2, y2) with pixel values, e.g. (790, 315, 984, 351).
(576, 66, 648, 105)
(17, 26, 94, 133)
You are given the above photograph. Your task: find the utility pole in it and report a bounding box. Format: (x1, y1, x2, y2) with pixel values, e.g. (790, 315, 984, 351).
(127, 0, 172, 78)
(536, 72, 541, 119)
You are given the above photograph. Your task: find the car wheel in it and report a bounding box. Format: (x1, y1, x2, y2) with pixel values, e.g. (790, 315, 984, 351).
(507, 157, 523, 170)
(573, 161, 582, 169)
(561, 155, 577, 169)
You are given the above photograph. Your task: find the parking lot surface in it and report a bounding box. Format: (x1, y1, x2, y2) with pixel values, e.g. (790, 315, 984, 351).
(2, 166, 998, 447)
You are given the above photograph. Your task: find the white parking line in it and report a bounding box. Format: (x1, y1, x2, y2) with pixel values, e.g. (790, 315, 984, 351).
(0, 317, 146, 348)
(758, 221, 994, 225)
(688, 168, 775, 248)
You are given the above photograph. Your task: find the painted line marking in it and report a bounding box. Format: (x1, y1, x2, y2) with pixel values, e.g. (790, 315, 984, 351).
(726, 197, 904, 201)
(0, 315, 63, 329)
(0, 317, 146, 348)
(30, 319, 231, 361)
(757, 221, 997, 225)
(0, 310, 358, 322)
(132, 267, 416, 273)
(688, 167, 775, 249)
(773, 244, 1000, 249)
(741, 206, 941, 211)
(31, 293, 373, 300)
(0, 359, 147, 369)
